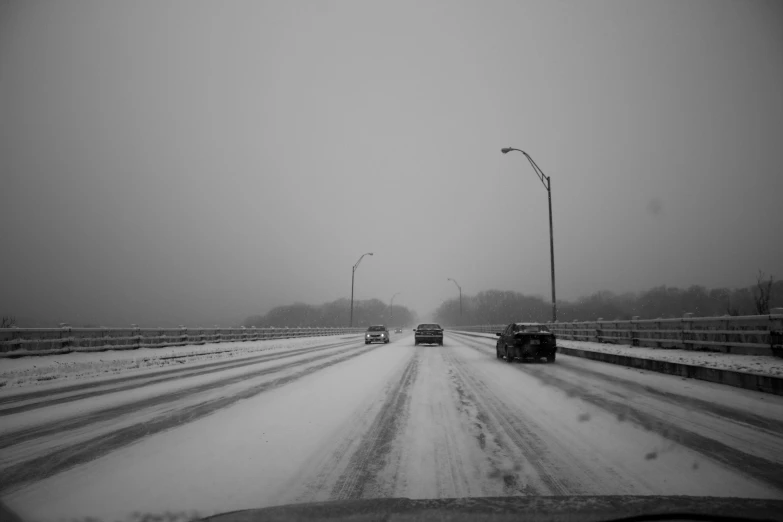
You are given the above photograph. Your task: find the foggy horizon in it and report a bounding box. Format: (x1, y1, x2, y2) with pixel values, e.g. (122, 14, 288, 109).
(2, 0, 782, 328)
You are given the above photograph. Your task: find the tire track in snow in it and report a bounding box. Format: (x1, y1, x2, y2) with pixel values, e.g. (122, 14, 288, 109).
(517, 365, 783, 491)
(0, 341, 365, 451)
(0, 339, 357, 416)
(449, 331, 783, 434)
(412, 347, 479, 499)
(329, 349, 420, 500)
(0, 341, 382, 494)
(441, 347, 576, 496)
(449, 332, 783, 492)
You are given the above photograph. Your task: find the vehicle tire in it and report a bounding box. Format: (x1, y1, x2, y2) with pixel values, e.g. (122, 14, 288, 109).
(496, 346, 501, 359)
(385, 339, 389, 344)
(365, 341, 370, 345)
(439, 341, 443, 346)
(505, 346, 514, 363)
(547, 353, 556, 363)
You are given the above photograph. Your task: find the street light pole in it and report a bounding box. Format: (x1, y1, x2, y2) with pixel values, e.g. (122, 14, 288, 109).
(350, 252, 374, 327)
(501, 147, 557, 323)
(447, 278, 462, 318)
(390, 292, 400, 326)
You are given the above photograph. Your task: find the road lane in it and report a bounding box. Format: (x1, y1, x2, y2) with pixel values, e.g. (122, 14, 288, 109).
(448, 331, 783, 489)
(2, 331, 782, 521)
(0, 337, 371, 488)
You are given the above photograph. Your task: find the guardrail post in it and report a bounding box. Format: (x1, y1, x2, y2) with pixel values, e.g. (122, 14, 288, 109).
(630, 316, 639, 346)
(130, 324, 140, 349)
(595, 319, 603, 343)
(770, 308, 783, 358)
(723, 315, 732, 353)
(682, 313, 693, 350)
(59, 323, 71, 351)
(571, 319, 578, 341)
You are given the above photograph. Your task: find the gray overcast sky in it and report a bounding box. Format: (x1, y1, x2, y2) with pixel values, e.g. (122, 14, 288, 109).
(1, 0, 782, 327)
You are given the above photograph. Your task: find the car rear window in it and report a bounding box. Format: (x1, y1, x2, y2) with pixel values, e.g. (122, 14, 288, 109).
(417, 324, 441, 329)
(367, 326, 386, 331)
(518, 325, 550, 333)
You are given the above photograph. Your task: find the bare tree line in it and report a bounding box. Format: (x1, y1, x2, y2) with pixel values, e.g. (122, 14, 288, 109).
(434, 274, 781, 326)
(243, 298, 418, 329)
(1, 316, 17, 328)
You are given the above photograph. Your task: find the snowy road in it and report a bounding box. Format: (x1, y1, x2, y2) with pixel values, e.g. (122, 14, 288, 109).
(2, 332, 783, 520)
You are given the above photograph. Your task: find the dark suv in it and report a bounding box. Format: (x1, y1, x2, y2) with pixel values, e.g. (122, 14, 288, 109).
(496, 323, 556, 363)
(365, 325, 390, 344)
(414, 324, 443, 346)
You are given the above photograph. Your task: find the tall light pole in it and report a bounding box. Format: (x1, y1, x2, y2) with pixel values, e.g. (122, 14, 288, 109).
(390, 292, 400, 326)
(350, 252, 374, 327)
(447, 278, 462, 318)
(501, 147, 557, 323)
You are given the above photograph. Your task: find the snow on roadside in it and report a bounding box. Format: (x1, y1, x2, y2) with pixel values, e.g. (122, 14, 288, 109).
(558, 339, 783, 378)
(450, 331, 783, 378)
(0, 334, 363, 391)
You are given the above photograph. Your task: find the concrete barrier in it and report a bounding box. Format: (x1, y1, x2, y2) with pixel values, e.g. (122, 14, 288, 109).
(556, 345, 783, 396)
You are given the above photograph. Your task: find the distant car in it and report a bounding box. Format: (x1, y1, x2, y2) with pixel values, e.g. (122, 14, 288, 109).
(395, 328, 402, 333)
(413, 324, 443, 346)
(495, 323, 557, 363)
(365, 325, 390, 344)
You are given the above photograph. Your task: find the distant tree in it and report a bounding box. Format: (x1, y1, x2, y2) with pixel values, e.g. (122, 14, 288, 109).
(725, 300, 741, 316)
(753, 270, 775, 315)
(1, 315, 17, 328)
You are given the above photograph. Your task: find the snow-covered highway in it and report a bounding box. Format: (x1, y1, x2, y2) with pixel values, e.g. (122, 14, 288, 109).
(2, 331, 782, 521)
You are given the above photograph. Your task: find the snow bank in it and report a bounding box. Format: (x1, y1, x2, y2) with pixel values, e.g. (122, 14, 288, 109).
(557, 340, 783, 378)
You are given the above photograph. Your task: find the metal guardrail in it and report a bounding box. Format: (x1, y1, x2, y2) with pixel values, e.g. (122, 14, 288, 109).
(449, 313, 783, 356)
(0, 326, 366, 357)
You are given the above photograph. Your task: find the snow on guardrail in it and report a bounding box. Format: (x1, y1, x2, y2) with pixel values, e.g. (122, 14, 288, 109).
(0, 326, 366, 357)
(448, 311, 783, 357)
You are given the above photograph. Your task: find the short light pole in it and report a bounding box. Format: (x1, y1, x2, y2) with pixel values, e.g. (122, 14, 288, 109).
(447, 278, 462, 318)
(350, 252, 374, 327)
(390, 292, 400, 326)
(501, 147, 557, 323)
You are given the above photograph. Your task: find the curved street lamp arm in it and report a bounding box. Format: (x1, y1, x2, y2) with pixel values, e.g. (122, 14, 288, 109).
(501, 147, 550, 191)
(353, 252, 374, 271)
(447, 278, 462, 292)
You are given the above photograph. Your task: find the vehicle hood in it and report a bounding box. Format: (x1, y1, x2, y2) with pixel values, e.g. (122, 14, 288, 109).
(201, 496, 783, 522)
